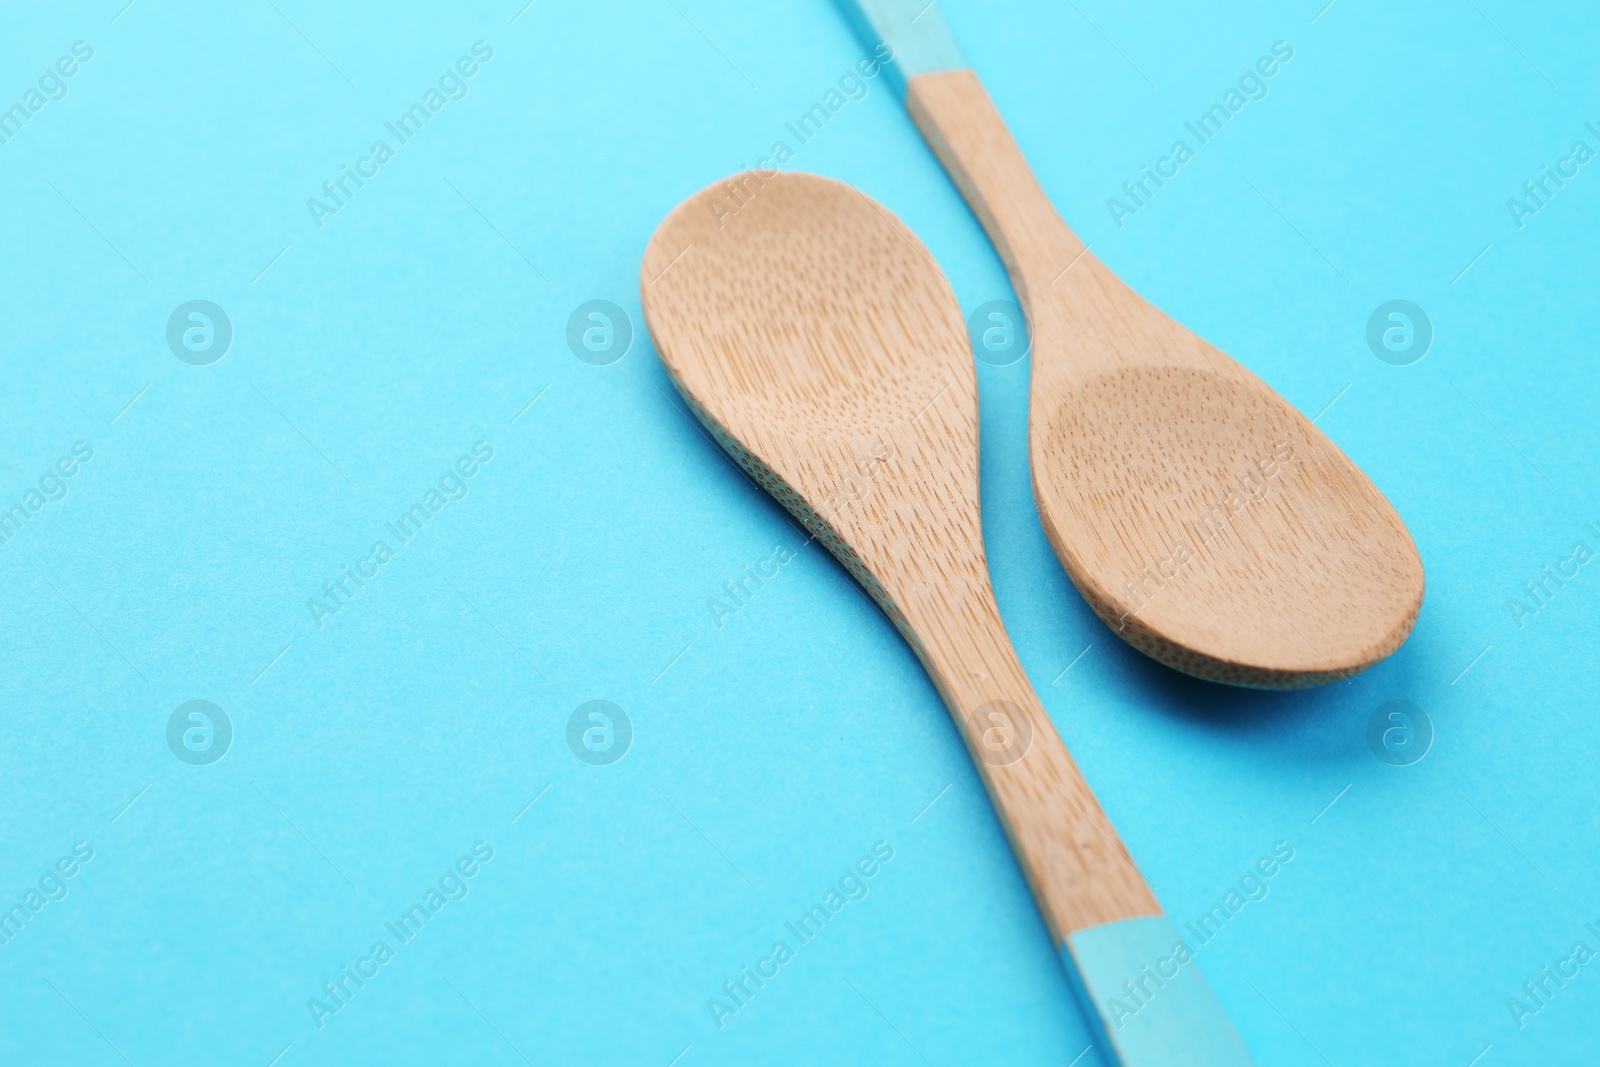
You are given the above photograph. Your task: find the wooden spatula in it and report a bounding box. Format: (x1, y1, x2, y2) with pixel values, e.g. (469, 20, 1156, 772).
(837, 0, 1424, 688)
(642, 171, 1253, 1066)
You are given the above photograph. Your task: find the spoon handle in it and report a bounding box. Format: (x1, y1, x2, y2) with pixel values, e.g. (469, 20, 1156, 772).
(905, 69, 1164, 387)
(899, 585, 1157, 937)
(906, 69, 1084, 304)
(900, 584, 1253, 1066)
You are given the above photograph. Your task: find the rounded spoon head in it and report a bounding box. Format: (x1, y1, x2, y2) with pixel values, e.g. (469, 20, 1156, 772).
(639, 170, 986, 614)
(1033, 351, 1424, 689)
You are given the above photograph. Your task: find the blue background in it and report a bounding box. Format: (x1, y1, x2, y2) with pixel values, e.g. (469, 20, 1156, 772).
(1, 1, 1596, 1064)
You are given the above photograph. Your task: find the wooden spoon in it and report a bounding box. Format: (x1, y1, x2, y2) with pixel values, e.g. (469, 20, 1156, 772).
(641, 171, 1253, 1065)
(839, 0, 1424, 688)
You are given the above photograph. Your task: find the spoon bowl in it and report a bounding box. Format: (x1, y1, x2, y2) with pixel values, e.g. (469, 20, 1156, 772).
(641, 169, 980, 610)
(1036, 356, 1423, 689)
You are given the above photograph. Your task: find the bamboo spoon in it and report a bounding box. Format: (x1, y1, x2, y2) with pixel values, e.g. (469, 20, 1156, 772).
(641, 171, 1252, 1066)
(838, 0, 1424, 688)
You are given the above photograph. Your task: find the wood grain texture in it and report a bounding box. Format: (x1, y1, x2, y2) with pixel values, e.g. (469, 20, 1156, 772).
(906, 69, 1424, 688)
(640, 171, 1159, 938)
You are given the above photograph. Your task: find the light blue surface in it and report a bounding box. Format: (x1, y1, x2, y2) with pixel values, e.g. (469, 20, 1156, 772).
(1065, 916, 1252, 1066)
(1, 2, 1597, 1065)
(832, 0, 967, 92)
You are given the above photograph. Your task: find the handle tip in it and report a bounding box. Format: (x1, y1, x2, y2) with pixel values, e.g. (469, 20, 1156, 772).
(830, 0, 967, 95)
(1062, 916, 1255, 1066)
